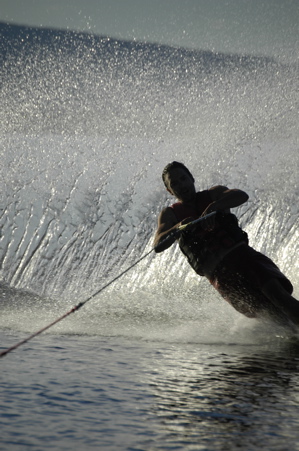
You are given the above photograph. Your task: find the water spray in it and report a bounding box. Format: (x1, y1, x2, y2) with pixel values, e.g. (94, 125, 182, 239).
(0, 213, 216, 358)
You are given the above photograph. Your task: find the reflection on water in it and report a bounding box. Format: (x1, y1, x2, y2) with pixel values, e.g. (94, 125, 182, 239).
(1, 332, 299, 450)
(145, 340, 299, 450)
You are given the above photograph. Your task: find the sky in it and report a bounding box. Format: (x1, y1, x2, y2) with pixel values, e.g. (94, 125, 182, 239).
(1, 0, 298, 63)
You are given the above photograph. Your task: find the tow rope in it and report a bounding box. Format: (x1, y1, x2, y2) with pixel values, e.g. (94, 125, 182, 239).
(0, 212, 216, 358)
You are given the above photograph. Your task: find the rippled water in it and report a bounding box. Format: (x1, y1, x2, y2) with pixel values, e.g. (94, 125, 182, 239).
(2, 328, 299, 450)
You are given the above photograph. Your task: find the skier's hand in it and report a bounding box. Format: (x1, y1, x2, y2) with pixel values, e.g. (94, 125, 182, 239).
(178, 217, 196, 233)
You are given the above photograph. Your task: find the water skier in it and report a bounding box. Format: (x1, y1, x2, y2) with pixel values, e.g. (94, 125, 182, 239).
(154, 161, 299, 328)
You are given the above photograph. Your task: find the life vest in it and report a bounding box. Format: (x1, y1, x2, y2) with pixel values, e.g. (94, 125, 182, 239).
(170, 191, 248, 278)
